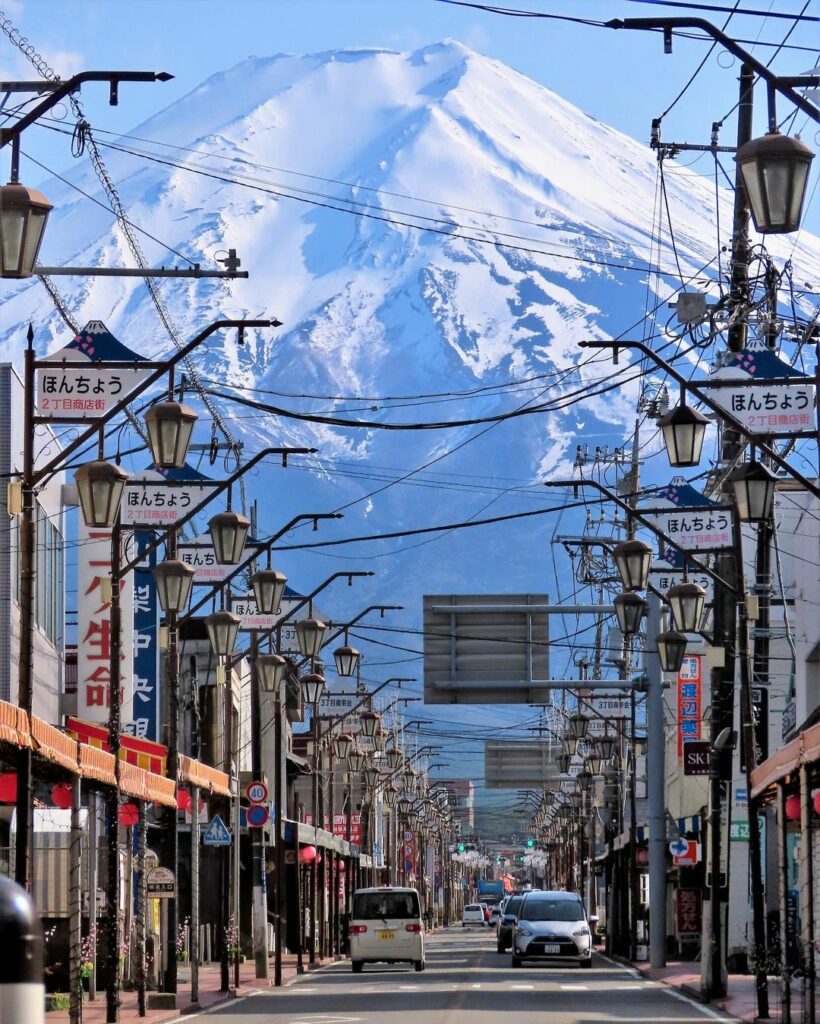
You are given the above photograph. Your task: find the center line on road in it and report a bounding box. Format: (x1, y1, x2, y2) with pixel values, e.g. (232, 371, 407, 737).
(510, 983, 535, 989)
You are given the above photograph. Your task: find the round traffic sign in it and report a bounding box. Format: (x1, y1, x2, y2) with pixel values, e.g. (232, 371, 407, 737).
(247, 804, 269, 828)
(669, 838, 689, 857)
(247, 781, 268, 804)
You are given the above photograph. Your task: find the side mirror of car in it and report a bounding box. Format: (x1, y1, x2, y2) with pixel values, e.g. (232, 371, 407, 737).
(589, 915, 600, 925)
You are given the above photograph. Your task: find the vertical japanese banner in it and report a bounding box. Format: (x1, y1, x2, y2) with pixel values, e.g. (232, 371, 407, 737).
(128, 533, 159, 741)
(77, 521, 133, 726)
(677, 654, 702, 758)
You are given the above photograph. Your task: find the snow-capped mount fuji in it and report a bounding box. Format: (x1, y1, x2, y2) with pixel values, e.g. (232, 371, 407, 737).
(2, 41, 818, 619)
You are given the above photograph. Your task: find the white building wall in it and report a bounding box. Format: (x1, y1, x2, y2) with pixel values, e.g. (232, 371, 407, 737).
(0, 364, 64, 725)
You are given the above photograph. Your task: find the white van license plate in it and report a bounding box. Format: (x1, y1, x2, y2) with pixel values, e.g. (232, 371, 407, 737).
(543, 944, 561, 953)
(378, 930, 395, 940)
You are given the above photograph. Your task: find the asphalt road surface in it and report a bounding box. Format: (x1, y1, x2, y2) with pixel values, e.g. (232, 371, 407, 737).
(188, 928, 735, 1023)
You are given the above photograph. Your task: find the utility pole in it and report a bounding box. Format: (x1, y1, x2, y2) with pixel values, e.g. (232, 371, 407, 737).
(703, 61, 754, 1002)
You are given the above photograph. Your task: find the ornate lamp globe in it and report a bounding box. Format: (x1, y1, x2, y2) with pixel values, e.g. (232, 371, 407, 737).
(0, 182, 52, 278)
(251, 568, 287, 615)
(257, 653, 287, 693)
(208, 509, 250, 564)
(597, 734, 617, 761)
(613, 539, 653, 591)
(730, 460, 778, 523)
(347, 747, 365, 773)
(301, 671, 325, 705)
(667, 581, 706, 633)
(656, 629, 688, 674)
(567, 711, 588, 741)
(144, 400, 197, 469)
(383, 786, 397, 808)
(407, 809, 420, 828)
(333, 644, 360, 677)
(295, 618, 327, 659)
(204, 610, 241, 657)
(334, 732, 353, 760)
(398, 795, 413, 815)
(556, 752, 571, 775)
(152, 559, 195, 613)
(737, 131, 814, 234)
(586, 753, 603, 777)
(373, 724, 388, 753)
(74, 460, 129, 528)
(362, 765, 378, 789)
(386, 747, 403, 770)
(403, 767, 417, 794)
(360, 710, 381, 739)
(657, 402, 709, 468)
(613, 591, 646, 636)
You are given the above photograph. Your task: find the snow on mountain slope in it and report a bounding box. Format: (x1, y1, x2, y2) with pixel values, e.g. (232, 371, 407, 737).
(1, 40, 817, 641)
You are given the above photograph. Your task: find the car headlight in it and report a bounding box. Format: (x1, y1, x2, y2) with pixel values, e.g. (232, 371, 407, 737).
(515, 924, 533, 936)
(572, 927, 590, 937)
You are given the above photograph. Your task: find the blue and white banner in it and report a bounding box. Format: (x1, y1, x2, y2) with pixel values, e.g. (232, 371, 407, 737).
(129, 532, 160, 742)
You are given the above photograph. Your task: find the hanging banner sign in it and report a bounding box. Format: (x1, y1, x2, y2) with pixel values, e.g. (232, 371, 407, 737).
(77, 523, 134, 727)
(708, 343, 815, 436)
(121, 474, 218, 527)
(126, 533, 160, 742)
(317, 692, 360, 717)
(650, 559, 714, 606)
(644, 478, 733, 552)
(675, 888, 702, 937)
(36, 321, 151, 420)
(230, 595, 303, 632)
(180, 536, 266, 584)
(586, 696, 631, 719)
(677, 655, 702, 758)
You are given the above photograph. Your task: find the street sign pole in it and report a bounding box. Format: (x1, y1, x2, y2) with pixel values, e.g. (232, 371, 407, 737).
(646, 591, 666, 970)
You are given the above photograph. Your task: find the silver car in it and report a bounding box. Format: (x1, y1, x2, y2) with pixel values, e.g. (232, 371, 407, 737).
(512, 891, 592, 968)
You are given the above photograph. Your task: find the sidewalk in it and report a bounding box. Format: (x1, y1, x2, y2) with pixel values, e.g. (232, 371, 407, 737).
(46, 954, 339, 1023)
(629, 959, 803, 1023)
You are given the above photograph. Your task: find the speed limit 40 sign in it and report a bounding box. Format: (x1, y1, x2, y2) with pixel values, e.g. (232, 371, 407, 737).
(247, 780, 268, 804)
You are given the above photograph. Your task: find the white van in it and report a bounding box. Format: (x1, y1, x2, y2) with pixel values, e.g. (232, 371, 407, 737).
(349, 886, 425, 973)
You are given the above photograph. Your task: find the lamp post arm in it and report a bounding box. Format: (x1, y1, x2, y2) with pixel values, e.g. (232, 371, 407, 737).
(319, 678, 416, 743)
(321, 606, 404, 650)
(545, 478, 737, 593)
(120, 445, 315, 577)
(606, 17, 820, 125)
(182, 512, 342, 624)
(0, 71, 173, 150)
(579, 339, 820, 498)
(31, 318, 276, 485)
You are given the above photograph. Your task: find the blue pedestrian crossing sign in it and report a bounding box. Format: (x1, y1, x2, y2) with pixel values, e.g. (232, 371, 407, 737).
(202, 814, 231, 846)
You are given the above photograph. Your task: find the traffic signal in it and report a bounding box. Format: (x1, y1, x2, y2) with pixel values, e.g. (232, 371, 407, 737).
(526, 838, 534, 848)
(458, 843, 465, 853)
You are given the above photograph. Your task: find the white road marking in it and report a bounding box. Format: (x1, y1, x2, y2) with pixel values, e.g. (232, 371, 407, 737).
(560, 984, 589, 990)
(596, 952, 735, 1021)
(510, 983, 535, 989)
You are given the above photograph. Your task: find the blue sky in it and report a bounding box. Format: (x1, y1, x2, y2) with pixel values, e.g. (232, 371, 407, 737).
(5, 0, 819, 185)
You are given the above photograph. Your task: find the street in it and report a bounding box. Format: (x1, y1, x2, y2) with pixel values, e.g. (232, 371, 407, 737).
(193, 929, 735, 1023)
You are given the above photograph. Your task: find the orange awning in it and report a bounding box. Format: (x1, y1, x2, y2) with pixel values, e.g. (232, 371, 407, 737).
(750, 720, 820, 799)
(78, 743, 117, 787)
(144, 772, 176, 808)
(30, 716, 79, 773)
(178, 754, 232, 797)
(0, 700, 31, 749)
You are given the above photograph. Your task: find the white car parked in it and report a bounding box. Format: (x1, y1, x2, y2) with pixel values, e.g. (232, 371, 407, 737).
(462, 903, 488, 927)
(350, 886, 425, 973)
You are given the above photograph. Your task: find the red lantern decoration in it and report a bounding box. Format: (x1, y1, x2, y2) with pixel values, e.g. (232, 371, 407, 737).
(118, 802, 139, 827)
(784, 795, 801, 821)
(814, 791, 820, 816)
(299, 845, 318, 863)
(51, 783, 73, 809)
(0, 772, 17, 803)
(176, 789, 192, 812)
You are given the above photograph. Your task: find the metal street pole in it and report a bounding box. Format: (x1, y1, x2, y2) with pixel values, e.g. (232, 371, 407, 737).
(163, 530, 180, 997)
(646, 592, 666, 970)
(249, 632, 270, 979)
(105, 520, 123, 1024)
